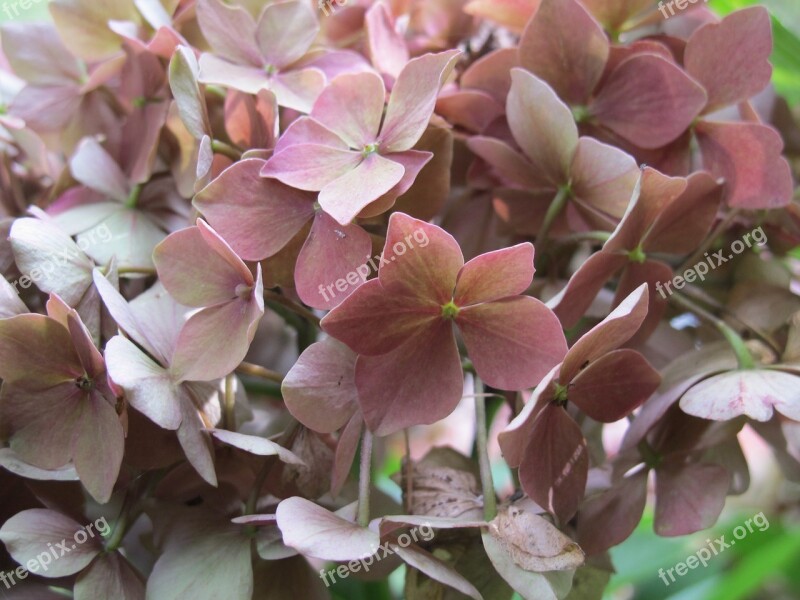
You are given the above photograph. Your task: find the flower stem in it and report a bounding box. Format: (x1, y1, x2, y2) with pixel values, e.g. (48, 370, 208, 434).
(670, 292, 755, 369)
(535, 185, 571, 269)
(236, 362, 284, 384)
(211, 139, 243, 161)
(474, 377, 496, 521)
(224, 373, 236, 430)
(357, 429, 373, 527)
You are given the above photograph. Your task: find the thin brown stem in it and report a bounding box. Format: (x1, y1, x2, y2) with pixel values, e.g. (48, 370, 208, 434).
(264, 290, 321, 327)
(236, 362, 284, 384)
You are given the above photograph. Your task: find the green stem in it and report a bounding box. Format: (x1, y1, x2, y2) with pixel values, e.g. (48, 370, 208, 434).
(357, 429, 373, 527)
(125, 185, 142, 209)
(670, 292, 755, 369)
(535, 186, 571, 269)
(224, 373, 236, 431)
(211, 139, 243, 161)
(474, 377, 496, 521)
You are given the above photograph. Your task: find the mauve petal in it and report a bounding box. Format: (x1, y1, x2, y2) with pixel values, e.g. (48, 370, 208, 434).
(0, 23, 82, 86)
(9, 84, 81, 132)
(380, 50, 460, 153)
(570, 137, 640, 219)
(365, 3, 409, 79)
(256, 0, 319, 68)
(318, 153, 405, 225)
(548, 251, 628, 329)
(461, 48, 518, 103)
(0, 509, 102, 578)
(590, 55, 706, 149)
(580, 0, 653, 32)
(275, 116, 349, 152)
(436, 90, 504, 134)
(170, 46, 212, 140)
(321, 279, 438, 356)
(49, 0, 140, 62)
(458, 296, 567, 390)
(332, 412, 363, 497)
(613, 259, 672, 345)
(379, 213, 464, 304)
(75, 552, 146, 600)
(154, 226, 243, 307)
(464, 0, 539, 32)
(261, 143, 362, 191)
(74, 392, 125, 503)
(269, 68, 326, 113)
(355, 321, 463, 435)
(104, 335, 182, 430)
(507, 69, 577, 186)
(467, 136, 546, 190)
(198, 54, 268, 94)
(196, 0, 261, 66)
(276, 497, 380, 561)
(680, 369, 800, 422)
(171, 290, 264, 382)
(393, 544, 483, 600)
(560, 284, 649, 382)
(454, 244, 534, 306)
(0, 277, 27, 318)
(359, 149, 433, 219)
(654, 461, 729, 536)
(70, 137, 131, 202)
(519, 0, 609, 105)
(0, 314, 78, 384)
(194, 159, 315, 261)
(643, 171, 723, 254)
(224, 89, 277, 150)
(685, 7, 772, 112)
(176, 389, 218, 486)
(569, 349, 660, 422)
(310, 71, 386, 148)
(695, 120, 793, 209)
(295, 212, 373, 310)
(282, 338, 358, 434)
(519, 404, 588, 523)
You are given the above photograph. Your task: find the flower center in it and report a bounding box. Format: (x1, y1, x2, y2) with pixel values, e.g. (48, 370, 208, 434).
(76, 375, 94, 392)
(441, 301, 460, 320)
(362, 142, 379, 157)
(235, 283, 253, 299)
(627, 246, 647, 264)
(553, 383, 568, 407)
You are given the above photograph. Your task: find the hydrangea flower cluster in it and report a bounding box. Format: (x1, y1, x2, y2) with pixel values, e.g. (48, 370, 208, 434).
(0, 0, 798, 598)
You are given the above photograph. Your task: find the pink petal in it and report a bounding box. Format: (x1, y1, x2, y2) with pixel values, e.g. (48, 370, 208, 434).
(436, 89, 504, 134)
(519, 404, 588, 523)
(463, 0, 540, 32)
(680, 369, 800, 422)
(518, 0, 609, 105)
(224, 89, 277, 150)
(332, 413, 363, 496)
(198, 53, 268, 94)
(590, 55, 707, 149)
(560, 284, 649, 383)
(570, 137, 640, 219)
(569, 349, 661, 422)
(380, 50, 460, 153)
(276, 497, 380, 561)
(654, 461, 729, 536)
(321, 279, 438, 356)
(318, 153, 405, 225)
(310, 71, 386, 149)
(261, 143, 362, 191)
(457, 296, 567, 390)
(393, 543, 483, 600)
(695, 120, 793, 209)
(269, 68, 326, 113)
(365, 3, 409, 79)
(256, 0, 319, 69)
(282, 338, 358, 434)
(355, 322, 463, 435)
(295, 212, 373, 309)
(194, 159, 315, 261)
(1, 23, 83, 86)
(507, 69, 578, 185)
(461, 48, 518, 104)
(75, 552, 146, 600)
(454, 243, 534, 306)
(378, 212, 464, 305)
(0, 314, 78, 384)
(73, 391, 125, 503)
(169, 46, 212, 140)
(358, 149, 433, 219)
(466, 136, 545, 190)
(210, 429, 302, 464)
(275, 116, 349, 152)
(70, 137, 130, 202)
(196, 0, 261, 66)
(684, 7, 772, 112)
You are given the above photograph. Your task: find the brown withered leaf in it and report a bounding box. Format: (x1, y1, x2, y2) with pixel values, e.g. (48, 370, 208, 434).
(402, 464, 483, 520)
(488, 503, 584, 573)
(266, 428, 334, 499)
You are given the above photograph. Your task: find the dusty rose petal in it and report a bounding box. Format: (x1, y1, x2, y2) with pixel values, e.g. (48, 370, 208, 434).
(467, 136, 544, 189)
(198, 53, 268, 94)
(570, 137, 640, 219)
(275, 116, 349, 152)
(358, 149, 432, 219)
(613, 260, 672, 344)
(560, 284, 649, 382)
(507, 69, 578, 185)
(321, 279, 438, 356)
(519, 0, 609, 105)
(75, 552, 146, 600)
(436, 90, 504, 134)
(311, 71, 385, 149)
(378, 213, 464, 304)
(224, 89, 277, 150)
(1, 22, 83, 85)
(684, 7, 772, 112)
(569, 349, 660, 423)
(380, 50, 460, 153)
(464, 0, 540, 32)
(194, 159, 316, 261)
(295, 212, 373, 309)
(355, 322, 463, 436)
(458, 297, 567, 390)
(590, 55, 707, 149)
(70, 137, 130, 202)
(269, 68, 326, 113)
(393, 543, 483, 600)
(210, 430, 303, 464)
(654, 461, 729, 536)
(261, 143, 363, 191)
(255, 0, 319, 69)
(0, 314, 78, 384)
(454, 243, 534, 306)
(332, 412, 363, 496)
(695, 120, 793, 209)
(170, 45, 212, 140)
(196, 0, 261, 65)
(365, 2, 409, 78)
(319, 153, 405, 225)
(519, 404, 589, 523)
